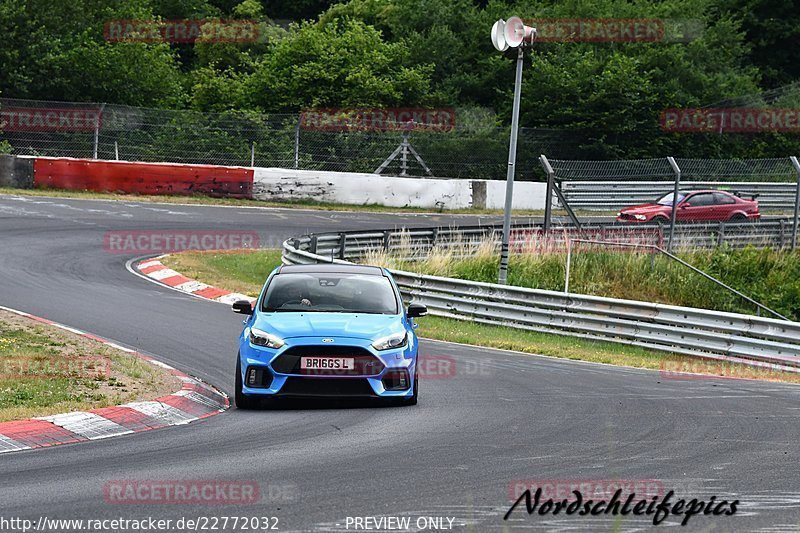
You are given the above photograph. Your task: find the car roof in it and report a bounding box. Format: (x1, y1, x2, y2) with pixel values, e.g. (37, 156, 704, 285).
(683, 189, 732, 195)
(277, 264, 385, 276)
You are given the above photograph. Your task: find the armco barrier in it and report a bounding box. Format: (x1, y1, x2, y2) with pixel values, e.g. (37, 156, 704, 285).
(562, 181, 798, 210)
(32, 157, 253, 198)
(286, 220, 798, 259)
(282, 226, 800, 369)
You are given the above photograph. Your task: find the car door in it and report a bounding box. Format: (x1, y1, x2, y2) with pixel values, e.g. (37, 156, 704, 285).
(679, 192, 715, 221)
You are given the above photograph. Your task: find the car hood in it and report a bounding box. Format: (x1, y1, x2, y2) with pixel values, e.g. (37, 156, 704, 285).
(253, 312, 403, 341)
(620, 203, 669, 214)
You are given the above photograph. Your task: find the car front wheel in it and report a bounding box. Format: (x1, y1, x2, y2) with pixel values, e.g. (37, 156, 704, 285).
(235, 356, 258, 410)
(401, 371, 418, 406)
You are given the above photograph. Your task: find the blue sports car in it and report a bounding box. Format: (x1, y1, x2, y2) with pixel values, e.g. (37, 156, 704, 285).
(232, 263, 427, 408)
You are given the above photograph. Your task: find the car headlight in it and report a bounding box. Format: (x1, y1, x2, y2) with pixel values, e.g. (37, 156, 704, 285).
(372, 332, 408, 351)
(634, 214, 647, 221)
(249, 327, 285, 349)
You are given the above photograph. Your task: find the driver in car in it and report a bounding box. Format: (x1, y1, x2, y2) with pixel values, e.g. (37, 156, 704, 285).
(283, 285, 312, 307)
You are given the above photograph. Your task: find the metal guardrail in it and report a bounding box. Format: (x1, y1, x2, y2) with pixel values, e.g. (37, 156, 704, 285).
(561, 181, 799, 210)
(281, 224, 800, 369)
(287, 219, 800, 260)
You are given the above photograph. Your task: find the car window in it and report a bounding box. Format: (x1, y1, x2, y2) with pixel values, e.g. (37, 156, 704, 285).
(713, 192, 736, 204)
(261, 272, 399, 314)
(686, 193, 714, 206)
(656, 192, 686, 206)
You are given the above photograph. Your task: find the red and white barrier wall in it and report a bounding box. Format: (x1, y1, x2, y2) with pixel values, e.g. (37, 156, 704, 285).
(0, 155, 548, 210)
(33, 157, 253, 198)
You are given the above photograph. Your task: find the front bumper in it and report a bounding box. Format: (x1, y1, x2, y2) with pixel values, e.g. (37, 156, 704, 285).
(239, 335, 416, 398)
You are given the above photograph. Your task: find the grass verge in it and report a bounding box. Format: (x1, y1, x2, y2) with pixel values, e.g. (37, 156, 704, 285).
(363, 235, 800, 322)
(160, 249, 800, 384)
(0, 310, 181, 422)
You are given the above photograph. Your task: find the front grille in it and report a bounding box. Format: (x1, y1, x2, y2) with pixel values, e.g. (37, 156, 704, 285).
(278, 377, 376, 397)
(271, 345, 384, 376)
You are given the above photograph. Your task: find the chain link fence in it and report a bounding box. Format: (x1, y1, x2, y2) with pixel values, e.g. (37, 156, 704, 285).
(0, 97, 578, 180)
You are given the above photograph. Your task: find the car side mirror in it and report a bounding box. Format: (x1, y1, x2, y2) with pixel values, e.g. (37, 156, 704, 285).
(407, 303, 427, 318)
(680, 202, 690, 208)
(232, 300, 254, 315)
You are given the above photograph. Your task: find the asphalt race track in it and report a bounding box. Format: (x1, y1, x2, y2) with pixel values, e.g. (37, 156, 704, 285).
(1, 193, 800, 532)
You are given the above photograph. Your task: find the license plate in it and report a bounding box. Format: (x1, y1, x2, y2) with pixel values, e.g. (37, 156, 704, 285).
(300, 357, 355, 370)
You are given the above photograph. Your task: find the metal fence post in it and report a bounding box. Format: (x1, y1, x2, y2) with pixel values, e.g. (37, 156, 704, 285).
(790, 156, 800, 251)
(294, 118, 301, 169)
(114, 141, 119, 161)
(93, 103, 106, 159)
(540, 155, 555, 234)
(666, 156, 682, 252)
(564, 238, 572, 294)
(250, 142, 255, 167)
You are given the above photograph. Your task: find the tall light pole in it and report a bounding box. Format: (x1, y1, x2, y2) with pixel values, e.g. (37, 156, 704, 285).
(492, 17, 535, 285)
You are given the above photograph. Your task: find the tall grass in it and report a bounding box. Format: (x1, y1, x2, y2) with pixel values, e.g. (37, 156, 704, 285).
(362, 231, 800, 321)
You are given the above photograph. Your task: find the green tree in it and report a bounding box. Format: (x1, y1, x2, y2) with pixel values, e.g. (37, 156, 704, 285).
(241, 18, 435, 111)
(0, 0, 186, 106)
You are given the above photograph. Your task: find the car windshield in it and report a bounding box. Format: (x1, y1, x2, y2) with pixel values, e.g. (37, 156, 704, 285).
(656, 192, 686, 206)
(261, 272, 399, 314)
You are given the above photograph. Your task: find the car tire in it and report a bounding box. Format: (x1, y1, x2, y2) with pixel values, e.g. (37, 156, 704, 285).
(653, 216, 669, 226)
(235, 356, 258, 410)
(401, 371, 419, 406)
(730, 214, 748, 223)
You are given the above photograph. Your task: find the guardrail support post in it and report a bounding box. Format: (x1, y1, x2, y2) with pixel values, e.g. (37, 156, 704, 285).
(718, 221, 725, 247)
(666, 157, 682, 252)
(383, 231, 391, 252)
(309, 235, 318, 254)
(790, 156, 800, 251)
(339, 233, 346, 259)
(540, 155, 555, 234)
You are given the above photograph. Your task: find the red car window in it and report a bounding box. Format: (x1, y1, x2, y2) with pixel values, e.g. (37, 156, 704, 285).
(687, 193, 714, 206)
(713, 192, 736, 204)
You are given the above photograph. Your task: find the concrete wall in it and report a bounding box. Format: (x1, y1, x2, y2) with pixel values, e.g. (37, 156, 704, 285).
(253, 167, 547, 210)
(483, 180, 548, 210)
(0, 154, 34, 189)
(0, 155, 549, 210)
(33, 157, 253, 198)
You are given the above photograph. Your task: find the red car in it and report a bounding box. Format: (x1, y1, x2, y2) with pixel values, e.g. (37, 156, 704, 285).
(616, 190, 760, 223)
